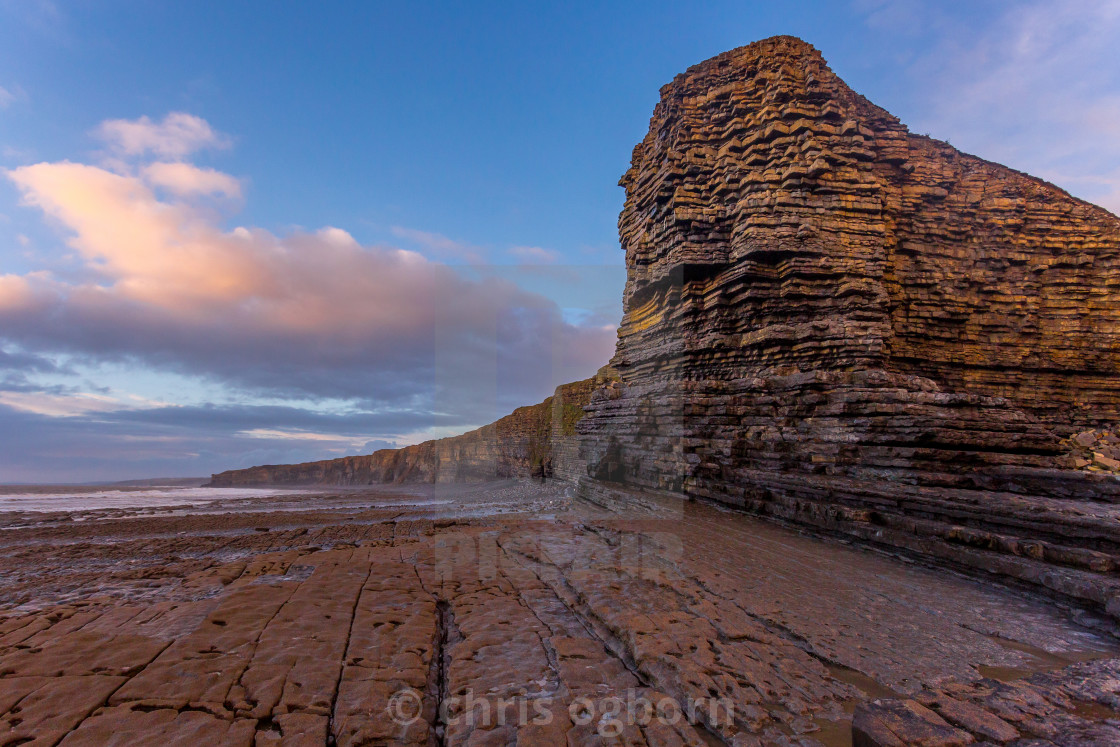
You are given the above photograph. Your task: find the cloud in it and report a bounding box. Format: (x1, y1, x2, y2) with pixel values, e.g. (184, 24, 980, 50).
(239, 428, 374, 452)
(0, 347, 60, 375)
(854, 0, 937, 36)
(114, 401, 456, 436)
(240, 428, 357, 442)
(0, 112, 619, 480)
(0, 399, 432, 481)
(866, 0, 1120, 215)
(0, 349, 64, 399)
(509, 245, 559, 264)
(0, 403, 377, 481)
(0, 84, 27, 111)
(95, 112, 231, 159)
(141, 162, 242, 199)
(390, 225, 485, 264)
(0, 115, 617, 448)
(0, 389, 166, 418)
(8, 161, 258, 308)
(0, 274, 36, 312)
(0, 1, 66, 41)
(2, 145, 35, 163)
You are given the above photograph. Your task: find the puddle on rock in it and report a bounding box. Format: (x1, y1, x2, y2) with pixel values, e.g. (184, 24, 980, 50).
(807, 664, 902, 747)
(826, 663, 899, 704)
(1070, 699, 1120, 721)
(979, 634, 1112, 682)
(977, 664, 1036, 682)
(811, 717, 854, 747)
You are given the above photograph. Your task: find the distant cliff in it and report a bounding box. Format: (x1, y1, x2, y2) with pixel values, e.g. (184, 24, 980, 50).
(208, 371, 615, 487)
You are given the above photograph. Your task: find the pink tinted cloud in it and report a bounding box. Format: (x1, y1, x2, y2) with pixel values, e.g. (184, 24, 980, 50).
(95, 112, 231, 159)
(8, 161, 260, 310)
(1, 123, 616, 414)
(509, 245, 559, 264)
(142, 162, 242, 199)
(0, 274, 35, 311)
(6, 159, 476, 328)
(389, 225, 486, 264)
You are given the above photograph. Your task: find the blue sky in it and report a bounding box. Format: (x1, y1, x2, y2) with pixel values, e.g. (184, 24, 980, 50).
(0, 0, 1117, 482)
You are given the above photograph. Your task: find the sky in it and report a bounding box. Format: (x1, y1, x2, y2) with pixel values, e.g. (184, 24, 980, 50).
(0, 0, 1118, 482)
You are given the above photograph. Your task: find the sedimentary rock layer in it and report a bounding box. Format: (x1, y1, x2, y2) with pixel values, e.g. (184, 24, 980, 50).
(209, 373, 612, 487)
(577, 36, 1120, 619)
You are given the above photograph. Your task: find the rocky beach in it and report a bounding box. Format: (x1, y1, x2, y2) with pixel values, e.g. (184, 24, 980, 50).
(4, 29, 1120, 747)
(2, 482, 1119, 746)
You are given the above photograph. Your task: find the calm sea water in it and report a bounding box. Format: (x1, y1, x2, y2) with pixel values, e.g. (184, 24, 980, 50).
(0, 486, 302, 513)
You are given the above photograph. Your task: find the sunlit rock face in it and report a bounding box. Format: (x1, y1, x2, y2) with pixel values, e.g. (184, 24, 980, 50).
(580, 35, 1120, 495)
(577, 36, 1120, 617)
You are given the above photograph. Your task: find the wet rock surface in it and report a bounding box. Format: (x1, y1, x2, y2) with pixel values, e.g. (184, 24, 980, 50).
(2, 483, 1118, 746)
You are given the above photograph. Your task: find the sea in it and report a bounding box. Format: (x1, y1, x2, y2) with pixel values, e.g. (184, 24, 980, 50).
(0, 485, 299, 513)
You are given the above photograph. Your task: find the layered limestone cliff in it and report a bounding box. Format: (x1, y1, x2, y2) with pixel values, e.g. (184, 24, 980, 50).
(578, 36, 1120, 618)
(210, 36, 1120, 621)
(208, 373, 611, 487)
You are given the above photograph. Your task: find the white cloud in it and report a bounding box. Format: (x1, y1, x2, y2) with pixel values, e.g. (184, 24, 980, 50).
(240, 430, 367, 452)
(142, 162, 241, 199)
(0, 84, 27, 110)
(95, 112, 231, 160)
(509, 245, 559, 264)
(390, 225, 485, 264)
(395, 424, 488, 445)
(873, 0, 1120, 214)
(243, 428, 326, 441)
(0, 390, 165, 418)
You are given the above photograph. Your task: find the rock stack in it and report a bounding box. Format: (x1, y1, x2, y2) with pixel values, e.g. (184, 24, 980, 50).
(577, 36, 1120, 618)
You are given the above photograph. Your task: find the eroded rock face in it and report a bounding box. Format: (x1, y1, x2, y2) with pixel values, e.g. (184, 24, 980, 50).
(578, 36, 1120, 616)
(583, 34, 1120, 489)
